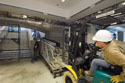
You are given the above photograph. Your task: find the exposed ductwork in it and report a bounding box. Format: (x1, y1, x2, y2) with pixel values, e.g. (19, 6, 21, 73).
(0, 17, 67, 32)
(0, 0, 124, 23)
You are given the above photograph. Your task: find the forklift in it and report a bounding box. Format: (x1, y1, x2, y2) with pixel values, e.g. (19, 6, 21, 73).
(63, 5, 125, 83)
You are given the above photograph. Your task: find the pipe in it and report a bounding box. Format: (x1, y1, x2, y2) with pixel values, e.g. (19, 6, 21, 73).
(0, 17, 68, 32)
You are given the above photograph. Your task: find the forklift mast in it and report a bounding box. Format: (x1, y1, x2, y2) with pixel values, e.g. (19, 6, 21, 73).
(69, 17, 95, 80)
(68, 5, 125, 83)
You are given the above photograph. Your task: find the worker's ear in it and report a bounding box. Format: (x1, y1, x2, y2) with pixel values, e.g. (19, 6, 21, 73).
(95, 43, 101, 47)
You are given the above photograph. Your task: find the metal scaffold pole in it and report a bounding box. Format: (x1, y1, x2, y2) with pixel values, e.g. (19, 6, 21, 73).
(18, 25, 21, 60)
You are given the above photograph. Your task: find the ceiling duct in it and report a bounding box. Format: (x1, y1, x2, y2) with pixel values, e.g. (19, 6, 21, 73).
(0, 17, 67, 32)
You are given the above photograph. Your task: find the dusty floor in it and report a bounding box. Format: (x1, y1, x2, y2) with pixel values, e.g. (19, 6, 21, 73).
(0, 58, 63, 83)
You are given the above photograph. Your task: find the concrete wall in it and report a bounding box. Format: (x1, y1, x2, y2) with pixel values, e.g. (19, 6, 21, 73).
(45, 24, 96, 45)
(45, 27, 64, 46)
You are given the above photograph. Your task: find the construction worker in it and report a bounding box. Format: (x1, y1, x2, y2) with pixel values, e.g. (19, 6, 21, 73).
(85, 30, 125, 83)
(31, 39, 40, 63)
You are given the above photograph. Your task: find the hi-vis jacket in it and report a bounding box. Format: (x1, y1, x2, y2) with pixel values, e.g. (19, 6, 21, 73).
(102, 40, 125, 81)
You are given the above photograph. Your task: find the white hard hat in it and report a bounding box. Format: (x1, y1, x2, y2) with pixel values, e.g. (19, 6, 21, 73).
(93, 30, 112, 42)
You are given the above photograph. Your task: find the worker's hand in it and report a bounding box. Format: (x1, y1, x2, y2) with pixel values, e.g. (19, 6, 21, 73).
(35, 45, 37, 48)
(110, 75, 123, 83)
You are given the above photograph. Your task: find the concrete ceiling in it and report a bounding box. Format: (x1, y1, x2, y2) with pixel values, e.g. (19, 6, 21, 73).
(36, 0, 83, 9)
(0, 0, 124, 23)
(0, 0, 101, 18)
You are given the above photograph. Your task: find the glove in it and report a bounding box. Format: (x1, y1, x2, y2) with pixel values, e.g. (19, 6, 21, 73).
(110, 75, 123, 83)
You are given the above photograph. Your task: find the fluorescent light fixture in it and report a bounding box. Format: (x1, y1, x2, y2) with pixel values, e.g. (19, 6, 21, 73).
(98, 11, 101, 13)
(62, 0, 65, 2)
(111, 22, 117, 25)
(96, 10, 115, 18)
(111, 13, 122, 16)
(122, 2, 125, 5)
(22, 15, 27, 18)
(27, 21, 42, 25)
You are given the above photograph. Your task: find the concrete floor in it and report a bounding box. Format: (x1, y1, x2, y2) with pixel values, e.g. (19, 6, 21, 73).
(0, 58, 63, 83)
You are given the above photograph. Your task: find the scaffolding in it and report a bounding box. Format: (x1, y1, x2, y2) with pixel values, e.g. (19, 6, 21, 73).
(0, 25, 31, 59)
